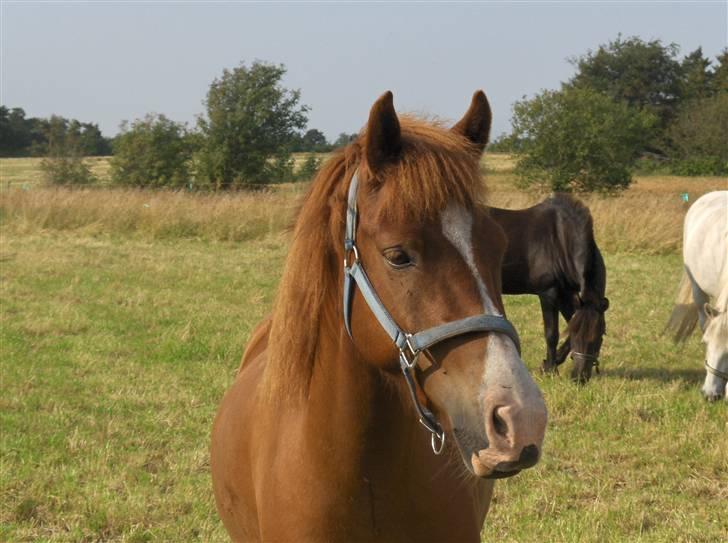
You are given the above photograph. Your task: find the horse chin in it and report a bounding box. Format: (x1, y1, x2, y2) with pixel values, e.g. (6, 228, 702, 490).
(452, 428, 526, 480)
(701, 386, 726, 402)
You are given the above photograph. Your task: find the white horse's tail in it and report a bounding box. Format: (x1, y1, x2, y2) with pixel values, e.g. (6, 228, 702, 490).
(665, 271, 698, 342)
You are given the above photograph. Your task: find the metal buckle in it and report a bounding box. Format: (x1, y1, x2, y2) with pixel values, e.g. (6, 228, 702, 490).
(398, 334, 419, 370)
(343, 244, 359, 269)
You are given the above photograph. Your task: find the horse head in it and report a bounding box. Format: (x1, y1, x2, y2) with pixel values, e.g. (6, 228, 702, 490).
(701, 303, 728, 401)
(568, 293, 609, 383)
(345, 91, 547, 477)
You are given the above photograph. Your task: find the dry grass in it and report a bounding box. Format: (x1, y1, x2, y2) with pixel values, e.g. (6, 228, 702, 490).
(3, 166, 724, 254)
(484, 172, 725, 254)
(0, 156, 112, 187)
(0, 185, 307, 242)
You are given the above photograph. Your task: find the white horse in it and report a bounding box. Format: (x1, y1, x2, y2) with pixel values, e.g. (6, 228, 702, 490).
(666, 190, 728, 401)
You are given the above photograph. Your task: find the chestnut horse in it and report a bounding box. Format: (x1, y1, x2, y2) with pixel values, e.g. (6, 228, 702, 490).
(488, 195, 609, 383)
(211, 91, 547, 542)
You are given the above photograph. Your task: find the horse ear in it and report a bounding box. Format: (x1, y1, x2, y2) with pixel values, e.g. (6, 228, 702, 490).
(365, 91, 402, 171)
(452, 90, 492, 151)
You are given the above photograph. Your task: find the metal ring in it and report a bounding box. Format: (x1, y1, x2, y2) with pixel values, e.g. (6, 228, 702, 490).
(343, 244, 360, 269)
(431, 430, 446, 455)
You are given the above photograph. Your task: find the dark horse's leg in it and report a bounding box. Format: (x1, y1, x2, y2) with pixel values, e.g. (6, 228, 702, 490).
(539, 288, 560, 374)
(554, 293, 575, 366)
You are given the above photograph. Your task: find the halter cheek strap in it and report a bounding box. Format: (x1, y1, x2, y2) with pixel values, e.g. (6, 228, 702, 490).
(342, 171, 522, 455)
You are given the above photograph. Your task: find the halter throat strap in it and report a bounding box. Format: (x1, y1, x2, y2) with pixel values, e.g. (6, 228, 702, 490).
(342, 170, 521, 454)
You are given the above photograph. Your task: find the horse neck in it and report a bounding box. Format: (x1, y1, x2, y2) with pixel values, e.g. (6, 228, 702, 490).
(303, 330, 435, 485)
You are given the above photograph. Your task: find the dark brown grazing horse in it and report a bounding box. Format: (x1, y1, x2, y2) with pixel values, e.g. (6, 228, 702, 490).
(211, 92, 547, 542)
(488, 195, 609, 383)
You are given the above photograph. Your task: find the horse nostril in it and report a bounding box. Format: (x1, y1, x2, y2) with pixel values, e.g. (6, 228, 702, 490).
(492, 406, 508, 438)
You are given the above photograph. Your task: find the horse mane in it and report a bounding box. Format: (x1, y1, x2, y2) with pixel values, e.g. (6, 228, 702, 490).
(547, 193, 593, 234)
(547, 193, 604, 301)
(260, 116, 485, 401)
(566, 304, 603, 344)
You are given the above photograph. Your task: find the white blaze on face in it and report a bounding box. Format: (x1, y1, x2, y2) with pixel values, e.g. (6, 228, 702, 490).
(440, 203, 545, 405)
(440, 204, 499, 315)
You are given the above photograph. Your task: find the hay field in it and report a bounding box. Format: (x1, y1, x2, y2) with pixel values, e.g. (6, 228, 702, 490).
(1, 159, 726, 542)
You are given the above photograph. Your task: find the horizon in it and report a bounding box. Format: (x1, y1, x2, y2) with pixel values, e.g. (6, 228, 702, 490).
(2, 1, 726, 141)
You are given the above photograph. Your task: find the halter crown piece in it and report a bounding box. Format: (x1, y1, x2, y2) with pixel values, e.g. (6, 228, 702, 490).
(342, 170, 522, 455)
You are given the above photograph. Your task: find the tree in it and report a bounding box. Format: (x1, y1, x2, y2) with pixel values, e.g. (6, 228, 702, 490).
(197, 61, 309, 189)
(299, 128, 330, 152)
(40, 115, 96, 185)
(0, 107, 32, 156)
(569, 35, 683, 129)
(332, 132, 358, 148)
(512, 88, 657, 192)
(110, 114, 193, 188)
(710, 49, 728, 94)
(668, 94, 728, 175)
(680, 47, 713, 101)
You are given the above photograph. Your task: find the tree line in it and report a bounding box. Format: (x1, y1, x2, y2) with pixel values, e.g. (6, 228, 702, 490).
(4, 36, 727, 191)
(0, 108, 112, 157)
(2, 62, 357, 189)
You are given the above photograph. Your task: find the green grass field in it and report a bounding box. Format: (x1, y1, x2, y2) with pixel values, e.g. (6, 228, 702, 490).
(1, 164, 726, 542)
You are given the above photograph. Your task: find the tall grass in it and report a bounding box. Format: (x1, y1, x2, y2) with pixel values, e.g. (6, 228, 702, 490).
(486, 189, 692, 255)
(0, 186, 301, 242)
(2, 173, 723, 253)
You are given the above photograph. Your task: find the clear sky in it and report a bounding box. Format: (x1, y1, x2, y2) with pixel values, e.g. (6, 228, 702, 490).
(2, 1, 726, 140)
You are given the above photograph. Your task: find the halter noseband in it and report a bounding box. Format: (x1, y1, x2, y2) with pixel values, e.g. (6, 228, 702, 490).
(571, 351, 600, 374)
(342, 171, 521, 455)
(705, 360, 728, 381)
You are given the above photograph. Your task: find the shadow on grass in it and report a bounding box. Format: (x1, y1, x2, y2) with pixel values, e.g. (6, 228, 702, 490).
(609, 365, 705, 385)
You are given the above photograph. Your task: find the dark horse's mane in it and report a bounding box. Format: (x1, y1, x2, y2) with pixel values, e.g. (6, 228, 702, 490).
(260, 116, 485, 401)
(546, 193, 607, 354)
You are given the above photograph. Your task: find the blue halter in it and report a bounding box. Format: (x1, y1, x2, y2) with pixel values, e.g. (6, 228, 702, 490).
(342, 171, 521, 454)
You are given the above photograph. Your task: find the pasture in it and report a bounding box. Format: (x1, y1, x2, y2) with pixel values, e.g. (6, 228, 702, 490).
(1, 159, 726, 542)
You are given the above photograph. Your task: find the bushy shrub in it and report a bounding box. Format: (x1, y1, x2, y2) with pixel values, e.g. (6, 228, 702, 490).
(670, 156, 727, 176)
(667, 94, 728, 175)
(110, 114, 192, 188)
(296, 155, 322, 181)
(40, 116, 97, 185)
(512, 88, 657, 192)
(40, 155, 96, 186)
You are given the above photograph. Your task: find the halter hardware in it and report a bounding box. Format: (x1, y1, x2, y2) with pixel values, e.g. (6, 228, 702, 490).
(342, 170, 522, 455)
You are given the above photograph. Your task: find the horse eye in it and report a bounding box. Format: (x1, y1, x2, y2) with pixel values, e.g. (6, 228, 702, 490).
(383, 247, 413, 269)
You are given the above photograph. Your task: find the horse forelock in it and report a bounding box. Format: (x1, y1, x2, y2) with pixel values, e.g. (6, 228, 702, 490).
(568, 304, 604, 347)
(366, 115, 486, 223)
(261, 116, 486, 401)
